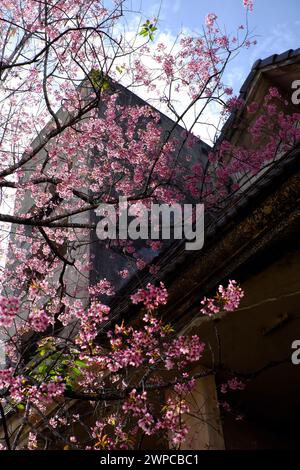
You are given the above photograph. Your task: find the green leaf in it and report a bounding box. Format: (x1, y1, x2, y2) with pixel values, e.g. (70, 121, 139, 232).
(139, 30, 148, 37)
(90, 69, 110, 92)
(101, 76, 110, 91)
(38, 364, 47, 374)
(74, 359, 88, 368)
(65, 381, 73, 391)
(139, 20, 158, 41)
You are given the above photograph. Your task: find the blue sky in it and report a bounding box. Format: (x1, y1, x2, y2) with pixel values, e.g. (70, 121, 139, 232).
(129, 0, 300, 93)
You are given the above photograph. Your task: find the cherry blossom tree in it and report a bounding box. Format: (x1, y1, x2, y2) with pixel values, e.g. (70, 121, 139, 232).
(0, 0, 299, 450)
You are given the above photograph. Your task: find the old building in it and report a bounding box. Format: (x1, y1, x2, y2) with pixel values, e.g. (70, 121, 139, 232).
(105, 48, 300, 449)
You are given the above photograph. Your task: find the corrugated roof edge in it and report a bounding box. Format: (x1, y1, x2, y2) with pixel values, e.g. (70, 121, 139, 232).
(217, 47, 300, 144)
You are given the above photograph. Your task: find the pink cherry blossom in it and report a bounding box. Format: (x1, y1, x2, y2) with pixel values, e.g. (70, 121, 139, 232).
(131, 282, 168, 310)
(243, 0, 254, 11)
(201, 280, 244, 316)
(0, 296, 19, 328)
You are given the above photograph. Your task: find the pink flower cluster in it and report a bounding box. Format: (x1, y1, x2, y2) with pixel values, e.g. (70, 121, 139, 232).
(27, 432, 38, 450)
(86, 301, 110, 324)
(76, 301, 110, 345)
(122, 390, 190, 444)
(0, 296, 19, 328)
(200, 280, 244, 316)
(174, 378, 196, 394)
(165, 336, 205, 370)
(118, 269, 129, 279)
(89, 278, 115, 297)
(41, 381, 65, 400)
(218, 280, 244, 311)
(130, 282, 168, 311)
(221, 377, 246, 394)
(243, 0, 253, 11)
(205, 13, 218, 29)
(28, 309, 52, 332)
(0, 368, 14, 389)
(160, 398, 190, 446)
